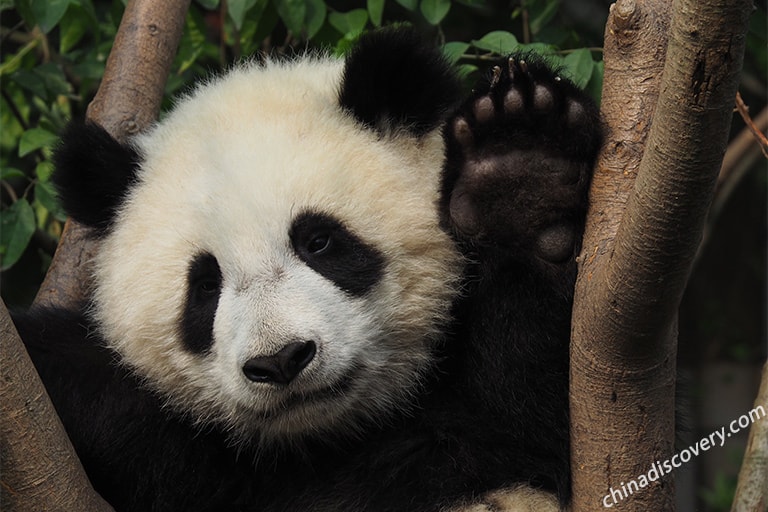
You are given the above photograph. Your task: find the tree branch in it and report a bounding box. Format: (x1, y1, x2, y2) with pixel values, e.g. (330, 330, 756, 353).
(734, 93, 768, 158)
(0, 302, 113, 511)
(1, 0, 190, 508)
(33, 0, 192, 310)
(570, 0, 752, 510)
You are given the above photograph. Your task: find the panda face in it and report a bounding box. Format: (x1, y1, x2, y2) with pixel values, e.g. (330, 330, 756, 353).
(87, 57, 463, 443)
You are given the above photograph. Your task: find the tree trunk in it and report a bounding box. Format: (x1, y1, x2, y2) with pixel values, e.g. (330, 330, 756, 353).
(569, 0, 753, 510)
(730, 361, 768, 512)
(0, 0, 190, 509)
(0, 303, 114, 512)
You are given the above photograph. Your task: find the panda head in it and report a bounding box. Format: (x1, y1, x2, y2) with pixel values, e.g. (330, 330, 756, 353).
(54, 29, 464, 444)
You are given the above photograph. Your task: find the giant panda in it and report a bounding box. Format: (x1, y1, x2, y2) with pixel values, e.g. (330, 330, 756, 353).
(12, 27, 600, 512)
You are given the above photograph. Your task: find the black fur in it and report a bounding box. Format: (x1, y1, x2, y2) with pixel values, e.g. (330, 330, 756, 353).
(182, 253, 222, 354)
(14, 28, 602, 512)
(338, 27, 462, 136)
(51, 122, 141, 234)
(12, 308, 258, 510)
(290, 211, 386, 297)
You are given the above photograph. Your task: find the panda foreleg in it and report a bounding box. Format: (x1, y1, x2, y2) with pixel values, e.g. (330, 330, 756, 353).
(438, 55, 602, 506)
(442, 485, 562, 512)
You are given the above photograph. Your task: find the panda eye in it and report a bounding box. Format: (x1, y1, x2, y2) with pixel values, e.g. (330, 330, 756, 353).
(306, 233, 332, 255)
(197, 277, 221, 295)
(187, 253, 222, 301)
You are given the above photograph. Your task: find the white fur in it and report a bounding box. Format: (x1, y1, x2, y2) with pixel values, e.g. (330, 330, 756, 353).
(443, 486, 561, 512)
(90, 55, 463, 444)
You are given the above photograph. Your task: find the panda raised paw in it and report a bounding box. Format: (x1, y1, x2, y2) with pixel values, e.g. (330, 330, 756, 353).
(444, 56, 601, 265)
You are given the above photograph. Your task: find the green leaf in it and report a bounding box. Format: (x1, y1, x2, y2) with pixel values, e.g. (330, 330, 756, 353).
(329, 9, 369, 38)
(394, 0, 417, 11)
(472, 31, 519, 55)
(59, 10, 87, 53)
(529, 0, 560, 36)
(35, 161, 55, 182)
(59, 2, 98, 53)
(176, 9, 207, 74)
(31, 0, 73, 33)
(517, 41, 557, 55)
(0, 39, 38, 77)
(274, 0, 306, 34)
(563, 48, 595, 88)
(0, 199, 36, 271)
(455, 63, 478, 80)
(34, 180, 65, 221)
(367, 0, 384, 27)
(12, 69, 47, 99)
(249, 0, 279, 45)
(237, 0, 271, 53)
(334, 36, 355, 56)
(0, 167, 26, 180)
(585, 59, 603, 104)
(228, 0, 258, 31)
(442, 41, 470, 64)
(305, 0, 327, 38)
(14, 63, 71, 102)
(195, 0, 220, 8)
(19, 128, 58, 158)
(420, 0, 450, 25)
(13, 0, 35, 27)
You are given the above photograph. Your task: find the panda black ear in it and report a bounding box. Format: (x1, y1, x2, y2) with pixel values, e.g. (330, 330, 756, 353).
(338, 27, 462, 137)
(52, 121, 141, 234)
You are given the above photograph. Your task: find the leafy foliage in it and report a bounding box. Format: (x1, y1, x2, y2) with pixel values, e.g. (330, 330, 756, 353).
(0, 0, 606, 304)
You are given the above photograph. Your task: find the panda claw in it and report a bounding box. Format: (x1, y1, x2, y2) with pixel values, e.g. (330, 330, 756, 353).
(489, 66, 502, 89)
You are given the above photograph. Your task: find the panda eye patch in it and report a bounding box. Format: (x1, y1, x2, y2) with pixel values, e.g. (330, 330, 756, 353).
(182, 252, 222, 354)
(189, 255, 222, 299)
(290, 211, 385, 296)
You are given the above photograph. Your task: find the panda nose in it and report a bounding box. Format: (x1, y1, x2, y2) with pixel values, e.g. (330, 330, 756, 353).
(242, 341, 316, 385)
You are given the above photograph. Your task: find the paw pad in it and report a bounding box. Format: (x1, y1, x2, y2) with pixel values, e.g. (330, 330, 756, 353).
(443, 55, 601, 263)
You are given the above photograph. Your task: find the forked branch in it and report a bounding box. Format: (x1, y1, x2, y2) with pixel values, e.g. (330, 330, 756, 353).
(570, 0, 753, 510)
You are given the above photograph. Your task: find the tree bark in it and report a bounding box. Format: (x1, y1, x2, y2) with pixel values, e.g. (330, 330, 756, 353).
(0, 302, 113, 511)
(730, 361, 768, 512)
(1, 0, 190, 509)
(570, 0, 752, 510)
(33, 0, 191, 310)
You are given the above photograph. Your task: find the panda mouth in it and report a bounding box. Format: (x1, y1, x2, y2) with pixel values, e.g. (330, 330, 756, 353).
(265, 370, 358, 416)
